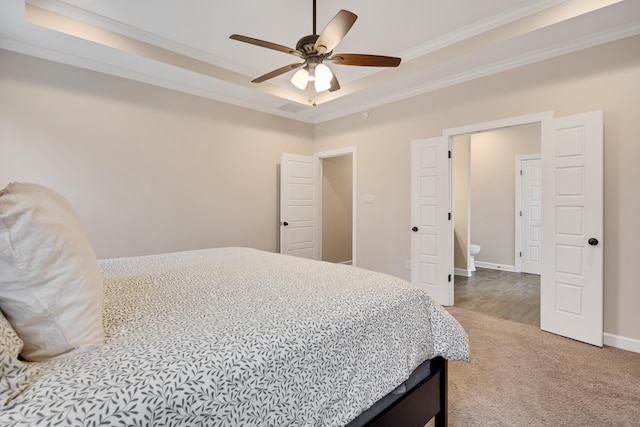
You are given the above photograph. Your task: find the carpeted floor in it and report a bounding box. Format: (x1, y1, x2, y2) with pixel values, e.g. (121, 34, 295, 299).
(428, 307, 640, 426)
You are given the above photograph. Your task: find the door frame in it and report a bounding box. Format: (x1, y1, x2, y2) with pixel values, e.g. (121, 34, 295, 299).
(315, 147, 358, 266)
(515, 154, 542, 273)
(414, 110, 604, 346)
(443, 112, 553, 299)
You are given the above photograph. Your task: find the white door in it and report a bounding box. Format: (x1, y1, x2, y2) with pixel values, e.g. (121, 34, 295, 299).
(541, 111, 603, 346)
(411, 137, 453, 306)
(521, 157, 542, 275)
(280, 153, 318, 259)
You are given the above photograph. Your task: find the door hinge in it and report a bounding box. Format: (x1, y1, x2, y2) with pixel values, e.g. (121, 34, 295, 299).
(448, 274, 452, 282)
(520, 169, 523, 176)
(448, 150, 451, 159)
(520, 210, 522, 217)
(520, 251, 522, 257)
(448, 212, 451, 220)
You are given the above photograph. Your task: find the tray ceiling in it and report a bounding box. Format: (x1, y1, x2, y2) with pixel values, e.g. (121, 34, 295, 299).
(1, 0, 639, 123)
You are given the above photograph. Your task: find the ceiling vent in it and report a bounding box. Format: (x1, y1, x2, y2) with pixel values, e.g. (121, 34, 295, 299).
(277, 102, 310, 113)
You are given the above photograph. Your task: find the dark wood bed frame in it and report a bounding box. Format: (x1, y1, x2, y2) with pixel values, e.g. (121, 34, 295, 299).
(363, 357, 448, 427)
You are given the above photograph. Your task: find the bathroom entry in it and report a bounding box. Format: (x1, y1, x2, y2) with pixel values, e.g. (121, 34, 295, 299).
(453, 124, 541, 276)
(413, 111, 603, 345)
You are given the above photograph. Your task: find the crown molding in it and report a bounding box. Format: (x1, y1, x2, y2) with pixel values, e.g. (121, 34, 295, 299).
(0, 37, 314, 124)
(312, 22, 640, 124)
(400, 0, 565, 62)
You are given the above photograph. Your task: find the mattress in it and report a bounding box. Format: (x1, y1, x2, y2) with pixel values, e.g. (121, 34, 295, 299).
(1, 247, 469, 426)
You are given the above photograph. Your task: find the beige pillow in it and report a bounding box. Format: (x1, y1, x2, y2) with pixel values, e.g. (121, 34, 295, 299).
(0, 182, 104, 361)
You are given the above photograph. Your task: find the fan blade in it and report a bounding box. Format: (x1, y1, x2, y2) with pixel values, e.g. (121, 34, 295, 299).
(331, 54, 401, 67)
(251, 63, 305, 83)
(230, 34, 303, 58)
(328, 74, 340, 92)
(314, 10, 357, 54)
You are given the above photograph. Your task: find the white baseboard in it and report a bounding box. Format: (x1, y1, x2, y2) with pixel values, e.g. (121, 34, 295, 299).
(604, 333, 640, 354)
(339, 260, 353, 266)
(454, 268, 472, 277)
(474, 261, 516, 272)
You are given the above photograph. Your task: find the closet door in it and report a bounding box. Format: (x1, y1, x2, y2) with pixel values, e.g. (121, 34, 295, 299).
(280, 153, 318, 259)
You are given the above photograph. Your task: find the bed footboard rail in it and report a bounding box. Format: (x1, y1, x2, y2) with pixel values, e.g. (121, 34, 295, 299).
(365, 356, 448, 427)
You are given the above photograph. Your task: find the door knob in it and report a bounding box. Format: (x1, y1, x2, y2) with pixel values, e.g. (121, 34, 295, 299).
(282, 222, 289, 226)
(412, 226, 418, 232)
(588, 238, 598, 246)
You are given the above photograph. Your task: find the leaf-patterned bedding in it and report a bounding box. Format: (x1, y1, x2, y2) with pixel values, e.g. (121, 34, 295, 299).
(2, 247, 469, 426)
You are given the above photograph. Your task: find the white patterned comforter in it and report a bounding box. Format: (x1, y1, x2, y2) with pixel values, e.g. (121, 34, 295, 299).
(2, 247, 469, 426)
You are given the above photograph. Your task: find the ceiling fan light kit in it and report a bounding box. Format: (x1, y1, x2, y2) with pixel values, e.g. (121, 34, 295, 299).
(291, 67, 310, 90)
(290, 58, 334, 92)
(314, 63, 333, 92)
(229, 0, 401, 96)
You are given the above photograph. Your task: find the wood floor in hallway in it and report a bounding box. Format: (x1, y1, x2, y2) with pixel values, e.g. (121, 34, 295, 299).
(454, 267, 540, 327)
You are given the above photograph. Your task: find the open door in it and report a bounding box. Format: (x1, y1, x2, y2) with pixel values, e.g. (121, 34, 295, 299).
(541, 111, 603, 346)
(280, 153, 318, 259)
(411, 137, 453, 306)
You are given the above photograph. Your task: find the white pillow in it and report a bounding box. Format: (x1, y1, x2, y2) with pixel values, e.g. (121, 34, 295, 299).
(0, 182, 104, 361)
(0, 310, 31, 409)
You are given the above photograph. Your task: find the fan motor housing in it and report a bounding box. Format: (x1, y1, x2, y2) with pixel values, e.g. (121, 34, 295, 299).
(296, 34, 331, 57)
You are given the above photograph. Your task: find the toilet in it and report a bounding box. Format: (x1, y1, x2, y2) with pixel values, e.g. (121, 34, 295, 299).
(469, 244, 482, 272)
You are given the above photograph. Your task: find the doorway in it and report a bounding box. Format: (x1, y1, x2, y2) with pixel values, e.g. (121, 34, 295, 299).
(316, 147, 357, 266)
(453, 124, 541, 276)
(452, 124, 541, 326)
(412, 110, 603, 345)
(279, 148, 357, 265)
(320, 154, 353, 264)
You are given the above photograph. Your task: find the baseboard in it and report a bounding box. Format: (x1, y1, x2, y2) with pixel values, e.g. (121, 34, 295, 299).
(454, 268, 472, 277)
(474, 261, 516, 272)
(604, 333, 640, 354)
(339, 260, 353, 266)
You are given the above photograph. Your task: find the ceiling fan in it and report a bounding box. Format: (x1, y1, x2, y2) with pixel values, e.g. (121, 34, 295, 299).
(229, 0, 401, 93)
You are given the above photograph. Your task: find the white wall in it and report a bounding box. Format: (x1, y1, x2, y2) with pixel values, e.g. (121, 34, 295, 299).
(0, 49, 314, 259)
(313, 35, 640, 342)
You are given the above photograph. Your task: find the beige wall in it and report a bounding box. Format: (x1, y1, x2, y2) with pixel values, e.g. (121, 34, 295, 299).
(313, 35, 640, 341)
(453, 135, 470, 271)
(321, 155, 353, 263)
(0, 50, 314, 259)
(470, 124, 541, 268)
(2, 34, 639, 342)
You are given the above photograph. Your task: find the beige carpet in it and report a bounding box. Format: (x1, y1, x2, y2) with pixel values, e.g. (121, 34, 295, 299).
(431, 307, 640, 426)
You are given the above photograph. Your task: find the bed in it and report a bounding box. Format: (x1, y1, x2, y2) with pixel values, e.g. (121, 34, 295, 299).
(0, 183, 469, 426)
